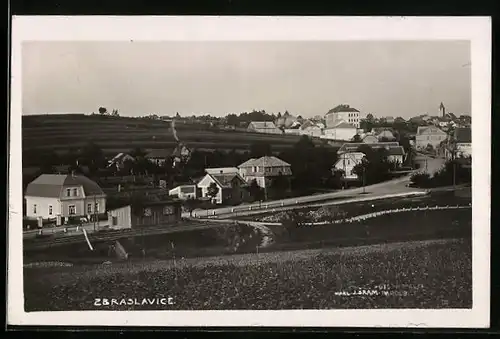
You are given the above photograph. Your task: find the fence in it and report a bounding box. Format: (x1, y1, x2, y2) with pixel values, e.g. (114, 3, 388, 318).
(192, 190, 428, 219)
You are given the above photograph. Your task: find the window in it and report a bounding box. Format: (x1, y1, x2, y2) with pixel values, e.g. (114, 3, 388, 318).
(162, 205, 174, 215)
(48, 205, 53, 215)
(66, 188, 71, 197)
(33, 204, 37, 214)
(87, 203, 92, 214)
(73, 188, 78, 196)
(95, 202, 99, 213)
(68, 205, 76, 215)
(112, 216, 118, 226)
(144, 208, 152, 217)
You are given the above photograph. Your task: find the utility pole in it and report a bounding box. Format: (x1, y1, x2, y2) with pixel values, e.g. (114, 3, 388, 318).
(93, 195, 97, 232)
(362, 166, 366, 194)
(263, 156, 268, 201)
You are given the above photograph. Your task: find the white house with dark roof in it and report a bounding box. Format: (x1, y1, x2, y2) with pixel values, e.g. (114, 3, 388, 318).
(322, 121, 358, 141)
(325, 104, 361, 128)
(238, 156, 292, 189)
(25, 174, 106, 220)
(247, 121, 282, 134)
(197, 168, 249, 204)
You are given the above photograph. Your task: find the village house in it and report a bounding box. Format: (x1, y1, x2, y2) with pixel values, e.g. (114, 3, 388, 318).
(371, 128, 396, 141)
(172, 142, 191, 166)
(446, 127, 472, 159)
(238, 156, 293, 190)
(386, 146, 406, 166)
(107, 200, 182, 230)
(107, 152, 135, 171)
(145, 149, 171, 167)
(415, 126, 448, 151)
(299, 120, 324, 138)
(325, 104, 361, 128)
(332, 152, 365, 181)
(275, 115, 299, 129)
(197, 168, 249, 205)
(168, 184, 198, 200)
(361, 135, 379, 144)
(25, 173, 106, 220)
(247, 121, 282, 134)
(322, 121, 358, 141)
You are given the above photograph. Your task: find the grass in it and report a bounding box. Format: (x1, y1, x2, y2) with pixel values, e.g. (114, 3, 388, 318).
(23, 114, 326, 153)
(241, 189, 471, 223)
(24, 238, 472, 310)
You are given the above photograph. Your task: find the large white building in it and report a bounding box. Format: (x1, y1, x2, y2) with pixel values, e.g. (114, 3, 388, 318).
(25, 174, 107, 220)
(322, 121, 358, 141)
(325, 104, 361, 128)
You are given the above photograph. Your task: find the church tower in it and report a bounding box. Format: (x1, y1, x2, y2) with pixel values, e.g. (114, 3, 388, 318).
(439, 102, 446, 118)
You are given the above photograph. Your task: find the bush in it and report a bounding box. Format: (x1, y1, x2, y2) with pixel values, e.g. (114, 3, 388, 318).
(410, 172, 432, 188)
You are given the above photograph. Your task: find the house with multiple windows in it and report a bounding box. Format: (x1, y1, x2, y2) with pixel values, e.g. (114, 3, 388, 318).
(197, 168, 250, 205)
(24, 174, 106, 220)
(238, 156, 293, 189)
(415, 126, 448, 150)
(325, 104, 361, 128)
(298, 120, 324, 138)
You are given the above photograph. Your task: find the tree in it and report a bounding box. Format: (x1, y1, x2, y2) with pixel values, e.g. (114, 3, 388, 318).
(249, 142, 272, 158)
(130, 147, 147, 159)
(176, 112, 181, 118)
(366, 113, 374, 121)
(426, 144, 434, 153)
(277, 112, 282, 118)
(111, 109, 119, 116)
(353, 146, 391, 185)
(270, 174, 290, 198)
(207, 182, 219, 202)
(247, 179, 263, 202)
(98, 107, 108, 115)
(183, 198, 200, 217)
(351, 134, 362, 142)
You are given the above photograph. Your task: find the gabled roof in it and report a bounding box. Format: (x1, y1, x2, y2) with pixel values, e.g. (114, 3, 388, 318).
(145, 149, 171, 159)
(326, 105, 360, 115)
(248, 121, 279, 129)
(238, 156, 291, 168)
(25, 174, 105, 198)
(416, 126, 447, 136)
(387, 146, 406, 156)
(455, 127, 471, 143)
(205, 167, 239, 175)
(208, 172, 248, 189)
(300, 120, 321, 130)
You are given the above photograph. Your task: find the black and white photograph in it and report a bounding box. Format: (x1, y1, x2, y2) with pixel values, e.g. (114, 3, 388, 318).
(8, 16, 490, 328)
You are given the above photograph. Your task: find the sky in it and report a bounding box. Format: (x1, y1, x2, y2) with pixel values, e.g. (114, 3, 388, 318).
(22, 40, 471, 118)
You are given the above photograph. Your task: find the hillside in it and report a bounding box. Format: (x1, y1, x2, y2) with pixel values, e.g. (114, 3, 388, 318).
(22, 114, 326, 155)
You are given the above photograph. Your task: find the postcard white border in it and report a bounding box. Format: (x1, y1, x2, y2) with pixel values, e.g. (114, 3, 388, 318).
(9, 16, 491, 328)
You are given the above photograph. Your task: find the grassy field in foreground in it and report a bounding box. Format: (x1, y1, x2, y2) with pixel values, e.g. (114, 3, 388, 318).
(24, 238, 471, 311)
